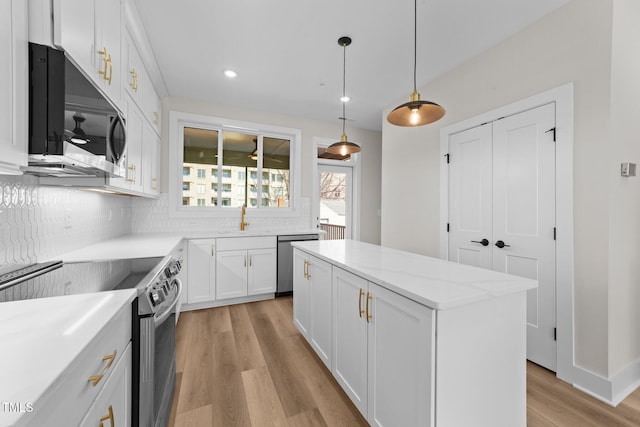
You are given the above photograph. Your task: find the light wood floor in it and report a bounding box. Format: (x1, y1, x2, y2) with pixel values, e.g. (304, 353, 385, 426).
(169, 297, 640, 427)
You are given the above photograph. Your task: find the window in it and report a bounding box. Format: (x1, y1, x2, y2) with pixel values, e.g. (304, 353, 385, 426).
(197, 199, 206, 206)
(182, 197, 189, 205)
(169, 112, 300, 217)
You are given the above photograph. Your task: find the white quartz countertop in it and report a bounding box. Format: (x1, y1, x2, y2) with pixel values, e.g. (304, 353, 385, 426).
(0, 289, 137, 427)
(50, 229, 322, 262)
(292, 240, 537, 310)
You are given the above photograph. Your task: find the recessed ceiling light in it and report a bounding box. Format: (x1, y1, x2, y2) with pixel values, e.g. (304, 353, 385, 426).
(340, 95, 350, 103)
(224, 70, 237, 78)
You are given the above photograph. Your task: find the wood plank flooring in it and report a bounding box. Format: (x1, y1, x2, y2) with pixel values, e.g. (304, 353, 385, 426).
(169, 296, 640, 427)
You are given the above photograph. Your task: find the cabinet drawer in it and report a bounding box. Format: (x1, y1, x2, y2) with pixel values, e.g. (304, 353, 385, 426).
(216, 236, 276, 251)
(29, 304, 132, 427)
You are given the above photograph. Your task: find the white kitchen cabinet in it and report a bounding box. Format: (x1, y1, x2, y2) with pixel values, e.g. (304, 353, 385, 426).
(53, 0, 123, 111)
(142, 121, 160, 195)
(143, 75, 162, 135)
(216, 249, 247, 300)
(122, 28, 145, 106)
(52, 0, 95, 74)
(0, 0, 28, 175)
(332, 266, 434, 424)
(367, 282, 434, 426)
(186, 239, 216, 304)
(293, 249, 333, 368)
(216, 237, 277, 300)
(93, 0, 122, 108)
(332, 266, 368, 414)
(80, 343, 132, 427)
(26, 299, 132, 426)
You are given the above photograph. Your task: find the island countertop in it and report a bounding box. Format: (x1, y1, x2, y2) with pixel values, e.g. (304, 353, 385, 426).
(292, 239, 537, 310)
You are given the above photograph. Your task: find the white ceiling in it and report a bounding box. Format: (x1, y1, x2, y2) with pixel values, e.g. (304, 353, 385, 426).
(133, 0, 570, 132)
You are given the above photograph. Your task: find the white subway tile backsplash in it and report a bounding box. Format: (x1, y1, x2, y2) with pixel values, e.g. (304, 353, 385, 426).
(131, 193, 312, 234)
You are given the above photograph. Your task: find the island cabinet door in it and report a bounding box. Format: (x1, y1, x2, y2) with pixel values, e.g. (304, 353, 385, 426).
(367, 283, 435, 427)
(308, 255, 333, 369)
(293, 249, 310, 337)
(332, 267, 368, 417)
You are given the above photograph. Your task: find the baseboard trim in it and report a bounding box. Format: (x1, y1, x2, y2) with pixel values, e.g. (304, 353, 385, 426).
(571, 358, 640, 406)
(180, 293, 275, 312)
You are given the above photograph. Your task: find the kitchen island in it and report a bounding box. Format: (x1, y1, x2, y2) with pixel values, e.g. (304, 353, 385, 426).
(292, 239, 537, 427)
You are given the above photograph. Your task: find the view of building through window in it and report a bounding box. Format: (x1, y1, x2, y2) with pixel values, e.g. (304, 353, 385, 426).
(182, 127, 291, 208)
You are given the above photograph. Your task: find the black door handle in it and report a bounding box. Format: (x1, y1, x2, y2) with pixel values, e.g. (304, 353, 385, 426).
(471, 239, 489, 246)
(495, 240, 510, 248)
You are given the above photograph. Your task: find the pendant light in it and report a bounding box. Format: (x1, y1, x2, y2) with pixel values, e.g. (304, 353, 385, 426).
(387, 0, 445, 127)
(327, 36, 361, 156)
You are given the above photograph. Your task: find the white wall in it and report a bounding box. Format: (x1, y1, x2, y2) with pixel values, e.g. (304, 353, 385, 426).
(382, 0, 614, 378)
(608, 0, 640, 377)
(159, 97, 382, 244)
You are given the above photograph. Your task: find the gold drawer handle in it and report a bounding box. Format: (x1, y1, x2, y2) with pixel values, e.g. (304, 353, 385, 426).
(99, 405, 114, 427)
(151, 177, 158, 190)
(358, 288, 364, 318)
(153, 112, 159, 125)
(88, 350, 117, 387)
(366, 292, 372, 323)
(98, 47, 109, 80)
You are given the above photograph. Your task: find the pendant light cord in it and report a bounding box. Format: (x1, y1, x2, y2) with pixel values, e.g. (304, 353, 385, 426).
(413, 0, 417, 93)
(342, 41, 347, 135)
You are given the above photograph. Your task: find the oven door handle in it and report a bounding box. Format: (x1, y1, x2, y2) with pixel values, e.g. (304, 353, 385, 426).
(154, 278, 182, 327)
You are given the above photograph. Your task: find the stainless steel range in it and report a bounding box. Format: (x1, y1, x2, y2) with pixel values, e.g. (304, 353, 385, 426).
(0, 250, 183, 427)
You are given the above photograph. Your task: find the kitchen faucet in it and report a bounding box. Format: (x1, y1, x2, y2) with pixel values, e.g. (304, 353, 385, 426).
(240, 204, 250, 231)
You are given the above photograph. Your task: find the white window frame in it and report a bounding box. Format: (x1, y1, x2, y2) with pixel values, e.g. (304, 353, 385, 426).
(312, 136, 361, 241)
(168, 111, 301, 218)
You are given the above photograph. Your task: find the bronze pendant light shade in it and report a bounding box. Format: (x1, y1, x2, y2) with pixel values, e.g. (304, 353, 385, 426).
(387, 0, 445, 127)
(327, 36, 361, 156)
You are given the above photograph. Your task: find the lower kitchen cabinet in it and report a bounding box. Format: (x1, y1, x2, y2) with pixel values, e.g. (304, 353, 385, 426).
(332, 267, 434, 425)
(216, 237, 276, 300)
(186, 239, 216, 304)
(293, 249, 333, 368)
(80, 343, 132, 427)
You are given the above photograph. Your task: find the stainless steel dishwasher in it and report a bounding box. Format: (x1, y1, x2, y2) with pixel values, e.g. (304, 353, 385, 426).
(277, 234, 319, 296)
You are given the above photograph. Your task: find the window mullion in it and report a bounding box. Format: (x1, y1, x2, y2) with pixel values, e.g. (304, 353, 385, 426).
(217, 130, 223, 206)
(256, 135, 263, 208)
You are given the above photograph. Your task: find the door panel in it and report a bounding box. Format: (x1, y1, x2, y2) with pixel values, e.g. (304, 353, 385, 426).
(493, 103, 556, 371)
(448, 124, 493, 270)
(448, 102, 557, 372)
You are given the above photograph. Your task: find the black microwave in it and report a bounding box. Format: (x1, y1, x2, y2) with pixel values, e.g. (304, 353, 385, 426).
(26, 43, 126, 177)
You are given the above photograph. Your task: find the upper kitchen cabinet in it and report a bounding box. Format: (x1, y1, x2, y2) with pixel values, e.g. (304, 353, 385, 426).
(122, 28, 162, 136)
(52, 0, 123, 111)
(0, 0, 28, 175)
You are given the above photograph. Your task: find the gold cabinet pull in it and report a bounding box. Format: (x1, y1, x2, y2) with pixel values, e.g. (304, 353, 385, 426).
(244, 254, 247, 267)
(88, 350, 117, 387)
(127, 164, 136, 183)
(358, 288, 364, 318)
(249, 254, 252, 267)
(98, 47, 109, 80)
(153, 112, 159, 125)
(129, 69, 138, 92)
(151, 177, 158, 190)
(303, 259, 308, 279)
(366, 292, 372, 323)
(99, 405, 114, 427)
(306, 260, 311, 280)
(106, 54, 113, 85)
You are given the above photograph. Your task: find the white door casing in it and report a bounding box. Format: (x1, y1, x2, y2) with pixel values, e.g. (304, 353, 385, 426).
(447, 103, 557, 371)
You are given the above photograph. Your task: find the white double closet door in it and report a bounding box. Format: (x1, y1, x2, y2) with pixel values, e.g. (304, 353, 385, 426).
(448, 103, 557, 371)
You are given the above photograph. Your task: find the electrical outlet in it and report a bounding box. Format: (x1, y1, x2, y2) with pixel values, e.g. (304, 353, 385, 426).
(64, 208, 72, 229)
(621, 162, 636, 177)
